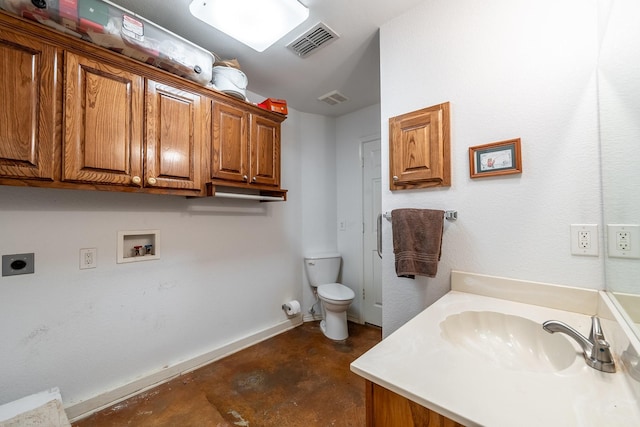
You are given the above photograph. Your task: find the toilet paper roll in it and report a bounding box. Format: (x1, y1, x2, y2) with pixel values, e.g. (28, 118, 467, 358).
(282, 300, 301, 316)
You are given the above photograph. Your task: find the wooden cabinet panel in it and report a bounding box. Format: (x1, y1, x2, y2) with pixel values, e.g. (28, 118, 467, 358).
(0, 11, 285, 197)
(251, 115, 280, 187)
(366, 381, 464, 427)
(211, 101, 249, 183)
(0, 30, 58, 180)
(146, 81, 203, 191)
(63, 51, 144, 186)
(389, 102, 450, 190)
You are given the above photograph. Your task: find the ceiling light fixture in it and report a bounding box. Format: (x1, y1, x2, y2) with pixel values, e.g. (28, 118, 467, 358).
(189, 0, 309, 52)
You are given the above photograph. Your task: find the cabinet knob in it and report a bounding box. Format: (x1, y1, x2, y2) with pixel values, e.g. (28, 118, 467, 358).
(132, 176, 142, 186)
(252, 176, 257, 182)
(242, 175, 248, 181)
(147, 177, 157, 186)
(393, 175, 399, 181)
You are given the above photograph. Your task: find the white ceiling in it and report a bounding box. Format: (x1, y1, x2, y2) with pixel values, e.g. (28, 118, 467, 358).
(107, 0, 425, 117)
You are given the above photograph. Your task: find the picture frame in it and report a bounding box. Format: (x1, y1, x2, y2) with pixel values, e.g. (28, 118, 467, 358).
(469, 138, 522, 178)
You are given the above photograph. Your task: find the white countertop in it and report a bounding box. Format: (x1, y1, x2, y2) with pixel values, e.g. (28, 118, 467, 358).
(350, 271, 640, 426)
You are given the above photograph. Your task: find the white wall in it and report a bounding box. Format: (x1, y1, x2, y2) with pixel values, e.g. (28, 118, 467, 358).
(380, 0, 604, 335)
(0, 105, 336, 413)
(336, 104, 382, 321)
(297, 111, 339, 316)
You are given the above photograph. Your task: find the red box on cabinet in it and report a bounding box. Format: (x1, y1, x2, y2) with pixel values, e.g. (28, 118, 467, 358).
(258, 98, 288, 115)
(58, 0, 79, 30)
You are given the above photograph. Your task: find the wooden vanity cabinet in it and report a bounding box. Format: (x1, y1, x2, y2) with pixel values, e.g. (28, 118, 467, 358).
(366, 381, 464, 427)
(0, 27, 59, 182)
(210, 100, 284, 191)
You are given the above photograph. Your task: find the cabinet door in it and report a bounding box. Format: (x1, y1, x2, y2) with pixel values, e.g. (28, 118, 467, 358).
(0, 30, 58, 180)
(211, 101, 249, 183)
(63, 51, 144, 186)
(389, 102, 450, 190)
(366, 381, 464, 427)
(146, 81, 203, 192)
(250, 115, 280, 187)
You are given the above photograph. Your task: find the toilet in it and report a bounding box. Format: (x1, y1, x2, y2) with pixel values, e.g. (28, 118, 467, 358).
(304, 254, 355, 340)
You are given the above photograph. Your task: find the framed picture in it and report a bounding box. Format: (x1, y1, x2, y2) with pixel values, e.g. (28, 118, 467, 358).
(469, 138, 522, 178)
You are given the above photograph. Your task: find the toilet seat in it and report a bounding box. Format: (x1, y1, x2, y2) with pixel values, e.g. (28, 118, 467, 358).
(317, 283, 355, 302)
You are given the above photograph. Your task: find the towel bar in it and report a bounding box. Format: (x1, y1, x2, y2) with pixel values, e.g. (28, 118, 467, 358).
(383, 210, 457, 221)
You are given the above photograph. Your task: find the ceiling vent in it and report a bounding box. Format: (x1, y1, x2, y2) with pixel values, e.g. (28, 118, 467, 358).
(287, 22, 339, 58)
(318, 90, 349, 106)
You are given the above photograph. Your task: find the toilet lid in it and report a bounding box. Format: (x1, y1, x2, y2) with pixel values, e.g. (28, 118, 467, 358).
(317, 283, 355, 301)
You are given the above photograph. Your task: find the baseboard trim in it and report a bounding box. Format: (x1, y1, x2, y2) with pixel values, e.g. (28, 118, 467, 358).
(66, 316, 303, 422)
(302, 314, 363, 324)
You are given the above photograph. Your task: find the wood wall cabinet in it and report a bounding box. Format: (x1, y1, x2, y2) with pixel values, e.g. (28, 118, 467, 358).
(211, 101, 249, 184)
(0, 10, 286, 198)
(145, 81, 205, 192)
(0, 28, 59, 182)
(366, 381, 465, 427)
(63, 51, 144, 187)
(250, 114, 281, 187)
(389, 102, 450, 191)
(210, 100, 285, 195)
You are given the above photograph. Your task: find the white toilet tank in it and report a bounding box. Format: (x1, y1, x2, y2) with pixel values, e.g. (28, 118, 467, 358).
(304, 254, 341, 287)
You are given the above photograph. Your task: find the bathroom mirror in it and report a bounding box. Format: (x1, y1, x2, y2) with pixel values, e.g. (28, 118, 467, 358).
(599, 0, 640, 337)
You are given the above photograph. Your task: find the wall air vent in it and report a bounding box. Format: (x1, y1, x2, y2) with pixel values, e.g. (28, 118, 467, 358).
(318, 90, 349, 106)
(287, 22, 339, 58)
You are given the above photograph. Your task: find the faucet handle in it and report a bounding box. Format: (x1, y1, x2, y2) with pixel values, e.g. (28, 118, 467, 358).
(589, 316, 605, 342)
(587, 316, 616, 372)
(592, 338, 614, 364)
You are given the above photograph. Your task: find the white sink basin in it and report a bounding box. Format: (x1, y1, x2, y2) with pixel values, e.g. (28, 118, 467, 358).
(440, 311, 577, 373)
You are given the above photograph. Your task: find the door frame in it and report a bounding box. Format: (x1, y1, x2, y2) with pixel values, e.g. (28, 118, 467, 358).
(360, 134, 382, 327)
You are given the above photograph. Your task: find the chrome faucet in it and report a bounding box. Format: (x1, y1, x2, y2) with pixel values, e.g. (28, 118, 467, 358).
(542, 316, 616, 373)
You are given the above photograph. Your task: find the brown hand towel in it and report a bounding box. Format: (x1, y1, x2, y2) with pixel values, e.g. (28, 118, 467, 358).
(392, 208, 445, 279)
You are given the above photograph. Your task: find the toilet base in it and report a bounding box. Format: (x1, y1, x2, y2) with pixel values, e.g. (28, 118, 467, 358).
(320, 310, 349, 341)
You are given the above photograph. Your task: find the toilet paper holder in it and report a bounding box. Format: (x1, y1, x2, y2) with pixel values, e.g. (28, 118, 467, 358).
(282, 300, 301, 316)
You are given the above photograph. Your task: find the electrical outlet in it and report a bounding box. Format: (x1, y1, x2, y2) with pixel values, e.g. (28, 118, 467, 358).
(570, 224, 598, 256)
(80, 248, 97, 269)
(578, 231, 591, 249)
(607, 224, 640, 259)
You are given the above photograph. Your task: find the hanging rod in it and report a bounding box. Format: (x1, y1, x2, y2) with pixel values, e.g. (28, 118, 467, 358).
(383, 210, 458, 221)
(214, 192, 285, 202)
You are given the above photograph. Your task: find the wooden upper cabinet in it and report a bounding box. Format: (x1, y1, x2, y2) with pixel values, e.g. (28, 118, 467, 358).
(251, 115, 280, 187)
(211, 101, 249, 183)
(63, 51, 144, 186)
(145, 81, 203, 192)
(211, 103, 281, 188)
(0, 11, 286, 197)
(389, 102, 450, 190)
(0, 29, 58, 181)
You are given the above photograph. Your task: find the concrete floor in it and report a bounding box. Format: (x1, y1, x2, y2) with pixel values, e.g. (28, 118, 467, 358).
(73, 321, 382, 426)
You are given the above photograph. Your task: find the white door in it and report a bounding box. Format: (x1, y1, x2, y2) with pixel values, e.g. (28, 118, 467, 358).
(362, 139, 382, 327)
